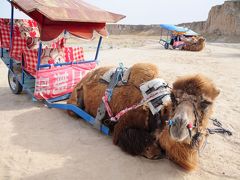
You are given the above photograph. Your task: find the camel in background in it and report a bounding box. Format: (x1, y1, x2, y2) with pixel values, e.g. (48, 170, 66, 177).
(181, 36, 206, 51)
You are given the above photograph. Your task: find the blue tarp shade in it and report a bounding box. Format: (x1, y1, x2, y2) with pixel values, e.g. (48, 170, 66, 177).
(160, 24, 188, 32)
(184, 29, 198, 36)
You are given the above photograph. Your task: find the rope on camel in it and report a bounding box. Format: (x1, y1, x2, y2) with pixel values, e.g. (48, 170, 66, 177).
(207, 118, 232, 136)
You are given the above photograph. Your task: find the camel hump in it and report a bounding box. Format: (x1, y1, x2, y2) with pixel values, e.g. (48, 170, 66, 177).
(128, 63, 160, 87)
(84, 63, 160, 88)
(85, 66, 114, 84)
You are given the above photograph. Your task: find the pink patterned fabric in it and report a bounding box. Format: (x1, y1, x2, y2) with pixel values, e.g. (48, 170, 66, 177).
(26, 37, 66, 50)
(0, 18, 67, 65)
(22, 49, 38, 76)
(34, 63, 96, 99)
(10, 36, 27, 61)
(0, 18, 39, 50)
(22, 46, 85, 76)
(14, 19, 39, 38)
(173, 41, 185, 47)
(50, 38, 65, 49)
(0, 21, 11, 49)
(64, 47, 85, 62)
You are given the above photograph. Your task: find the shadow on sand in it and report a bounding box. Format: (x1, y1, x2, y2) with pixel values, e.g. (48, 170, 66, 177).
(0, 87, 39, 111)
(11, 108, 185, 180)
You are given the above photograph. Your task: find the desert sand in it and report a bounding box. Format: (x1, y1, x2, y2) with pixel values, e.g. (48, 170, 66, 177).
(0, 35, 239, 180)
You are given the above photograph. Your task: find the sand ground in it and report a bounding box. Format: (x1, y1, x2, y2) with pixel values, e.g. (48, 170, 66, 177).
(0, 35, 240, 180)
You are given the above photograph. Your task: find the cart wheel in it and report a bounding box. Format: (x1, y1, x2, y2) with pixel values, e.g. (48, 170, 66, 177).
(8, 70, 23, 94)
(164, 43, 169, 49)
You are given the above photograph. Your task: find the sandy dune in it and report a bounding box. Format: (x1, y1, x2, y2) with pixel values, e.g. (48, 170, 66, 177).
(0, 35, 240, 180)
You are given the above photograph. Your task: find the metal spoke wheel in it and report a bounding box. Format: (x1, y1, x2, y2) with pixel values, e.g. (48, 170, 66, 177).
(8, 70, 23, 94)
(164, 42, 169, 49)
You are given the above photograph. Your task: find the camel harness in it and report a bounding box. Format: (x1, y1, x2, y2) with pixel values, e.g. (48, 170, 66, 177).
(94, 64, 172, 131)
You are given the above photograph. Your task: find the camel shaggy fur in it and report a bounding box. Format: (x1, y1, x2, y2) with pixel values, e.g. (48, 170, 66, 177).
(181, 36, 205, 51)
(157, 74, 220, 171)
(67, 63, 166, 159)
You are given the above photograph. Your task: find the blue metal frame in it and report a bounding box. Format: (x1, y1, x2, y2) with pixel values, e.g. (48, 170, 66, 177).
(95, 36, 102, 60)
(45, 99, 110, 135)
(9, 3, 14, 70)
(39, 59, 97, 68)
(0, 48, 3, 58)
(37, 42, 42, 70)
(21, 54, 25, 85)
(47, 93, 71, 103)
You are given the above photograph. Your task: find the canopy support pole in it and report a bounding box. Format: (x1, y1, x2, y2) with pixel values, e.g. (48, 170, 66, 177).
(37, 42, 42, 70)
(167, 31, 169, 42)
(9, 3, 14, 70)
(21, 55, 25, 85)
(160, 28, 162, 39)
(94, 36, 102, 61)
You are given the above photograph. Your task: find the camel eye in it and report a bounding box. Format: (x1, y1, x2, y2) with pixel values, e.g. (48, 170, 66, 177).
(200, 100, 212, 109)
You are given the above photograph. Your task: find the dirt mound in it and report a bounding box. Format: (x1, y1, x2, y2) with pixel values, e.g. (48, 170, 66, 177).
(107, 24, 162, 36)
(206, 1, 240, 36)
(178, 1, 240, 42)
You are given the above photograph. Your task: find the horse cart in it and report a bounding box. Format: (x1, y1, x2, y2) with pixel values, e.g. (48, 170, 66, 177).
(0, 0, 125, 135)
(159, 24, 199, 50)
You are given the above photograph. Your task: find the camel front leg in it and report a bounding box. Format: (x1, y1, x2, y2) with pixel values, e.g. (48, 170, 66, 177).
(112, 115, 163, 159)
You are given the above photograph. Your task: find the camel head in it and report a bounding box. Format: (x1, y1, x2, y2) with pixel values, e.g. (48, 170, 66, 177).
(197, 36, 206, 44)
(168, 74, 220, 142)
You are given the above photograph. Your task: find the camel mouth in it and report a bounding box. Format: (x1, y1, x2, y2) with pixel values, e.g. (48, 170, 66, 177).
(169, 125, 189, 142)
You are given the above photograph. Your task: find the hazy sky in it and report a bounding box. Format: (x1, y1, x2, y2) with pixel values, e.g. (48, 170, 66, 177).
(0, 0, 225, 24)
